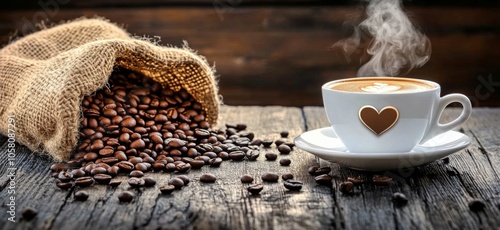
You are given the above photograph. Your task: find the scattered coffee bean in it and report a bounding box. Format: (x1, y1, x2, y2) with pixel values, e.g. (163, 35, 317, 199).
(109, 179, 122, 187)
(94, 174, 112, 184)
(280, 131, 289, 138)
(128, 177, 145, 187)
(190, 160, 205, 169)
(312, 167, 331, 176)
(284, 180, 303, 191)
(372, 175, 393, 185)
(58, 171, 74, 182)
(262, 139, 273, 148)
(75, 176, 94, 187)
(56, 182, 73, 190)
(277, 144, 291, 154)
(160, 185, 176, 194)
(247, 184, 264, 195)
(245, 150, 260, 161)
(240, 174, 254, 183)
(347, 176, 364, 185)
(392, 192, 408, 206)
(129, 170, 144, 178)
(143, 177, 157, 187)
(21, 208, 37, 220)
(74, 191, 89, 201)
(468, 199, 486, 212)
(261, 173, 279, 182)
(308, 166, 319, 175)
(279, 158, 291, 166)
(168, 178, 184, 189)
(118, 191, 134, 202)
(265, 152, 277, 161)
(200, 173, 217, 183)
(209, 157, 223, 167)
(282, 173, 294, 181)
(50, 163, 68, 172)
(229, 151, 246, 161)
(176, 175, 190, 185)
(315, 174, 333, 185)
(339, 181, 354, 194)
(274, 139, 285, 147)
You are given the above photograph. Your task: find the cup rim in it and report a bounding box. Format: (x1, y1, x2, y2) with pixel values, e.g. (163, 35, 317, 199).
(322, 77, 440, 95)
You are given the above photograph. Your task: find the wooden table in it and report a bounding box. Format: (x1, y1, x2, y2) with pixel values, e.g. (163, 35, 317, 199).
(1, 106, 499, 230)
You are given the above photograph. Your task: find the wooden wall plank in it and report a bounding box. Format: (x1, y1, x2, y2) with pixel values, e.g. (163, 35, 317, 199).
(1, 7, 499, 106)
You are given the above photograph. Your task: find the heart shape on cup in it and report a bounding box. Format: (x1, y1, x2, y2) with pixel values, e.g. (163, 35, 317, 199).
(358, 105, 399, 136)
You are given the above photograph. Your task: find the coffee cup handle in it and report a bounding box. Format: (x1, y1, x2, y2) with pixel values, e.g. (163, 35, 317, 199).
(420, 94, 472, 144)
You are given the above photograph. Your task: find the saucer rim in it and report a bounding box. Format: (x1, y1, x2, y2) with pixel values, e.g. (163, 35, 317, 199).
(294, 127, 470, 159)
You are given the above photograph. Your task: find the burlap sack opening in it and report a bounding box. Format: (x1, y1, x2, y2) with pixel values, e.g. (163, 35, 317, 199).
(0, 18, 220, 161)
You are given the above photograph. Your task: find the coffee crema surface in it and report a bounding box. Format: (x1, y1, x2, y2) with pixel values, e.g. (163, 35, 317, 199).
(330, 78, 436, 93)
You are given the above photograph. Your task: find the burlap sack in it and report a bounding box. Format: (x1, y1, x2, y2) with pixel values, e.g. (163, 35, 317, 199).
(0, 18, 219, 161)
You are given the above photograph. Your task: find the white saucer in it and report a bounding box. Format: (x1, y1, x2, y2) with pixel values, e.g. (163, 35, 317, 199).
(294, 127, 470, 171)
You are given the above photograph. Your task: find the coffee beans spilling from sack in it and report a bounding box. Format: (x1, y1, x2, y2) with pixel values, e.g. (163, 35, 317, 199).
(49, 69, 298, 198)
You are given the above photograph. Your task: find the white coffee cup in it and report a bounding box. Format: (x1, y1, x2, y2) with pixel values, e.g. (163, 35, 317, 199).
(322, 77, 472, 153)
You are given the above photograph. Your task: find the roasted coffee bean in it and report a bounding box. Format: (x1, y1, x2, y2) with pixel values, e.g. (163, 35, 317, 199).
(247, 184, 264, 195)
(71, 169, 86, 178)
(282, 173, 294, 181)
(261, 173, 279, 182)
(392, 192, 408, 206)
(277, 144, 291, 154)
(200, 173, 217, 183)
(99, 147, 114, 157)
(56, 182, 73, 190)
(339, 181, 354, 194)
(372, 175, 393, 185)
(168, 178, 184, 189)
(245, 150, 260, 161)
(160, 185, 176, 194)
(240, 174, 254, 183)
(280, 131, 289, 138)
(164, 163, 176, 172)
(208, 157, 222, 167)
(308, 166, 319, 175)
(468, 199, 486, 212)
(218, 152, 229, 160)
(135, 163, 149, 172)
(176, 175, 190, 185)
(58, 171, 74, 182)
(74, 191, 89, 201)
(94, 174, 112, 184)
(130, 139, 146, 150)
(107, 166, 120, 176)
(176, 163, 192, 173)
(190, 160, 205, 169)
(129, 170, 144, 177)
(284, 141, 295, 148)
(75, 176, 95, 187)
(203, 151, 218, 159)
(347, 176, 364, 185)
(262, 139, 273, 148)
(284, 180, 303, 191)
(121, 117, 137, 128)
(279, 158, 291, 166)
(21, 208, 38, 220)
(229, 151, 246, 161)
(249, 138, 262, 146)
(314, 174, 333, 185)
(265, 152, 277, 161)
(274, 139, 285, 147)
(143, 177, 157, 187)
(117, 161, 135, 171)
(84, 152, 98, 161)
(118, 191, 134, 202)
(165, 138, 186, 148)
(91, 167, 107, 175)
(312, 167, 331, 176)
(109, 179, 122, 187)
(128, 177, 145, 187)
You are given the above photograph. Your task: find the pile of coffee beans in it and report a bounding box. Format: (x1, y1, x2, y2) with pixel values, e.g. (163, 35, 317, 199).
(49, 69, 298, 201)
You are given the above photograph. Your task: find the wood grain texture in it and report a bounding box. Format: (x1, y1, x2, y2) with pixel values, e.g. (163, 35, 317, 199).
(0, 7, 499, 107)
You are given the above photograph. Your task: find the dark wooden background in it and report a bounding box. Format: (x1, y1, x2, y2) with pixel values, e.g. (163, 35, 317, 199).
(1, 0, 499, 106)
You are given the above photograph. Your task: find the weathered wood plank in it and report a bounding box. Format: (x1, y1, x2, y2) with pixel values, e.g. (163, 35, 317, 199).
(0, 106, 339, 229)
(0, 7, 499, 107)
(302, 107, 500, 229)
